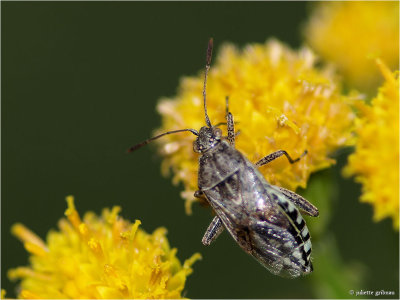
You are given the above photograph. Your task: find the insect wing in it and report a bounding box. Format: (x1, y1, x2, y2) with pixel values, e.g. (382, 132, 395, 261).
(249, 222, 306, 277)
(250, 186, 313, 277)
(204, 168, 313, 277)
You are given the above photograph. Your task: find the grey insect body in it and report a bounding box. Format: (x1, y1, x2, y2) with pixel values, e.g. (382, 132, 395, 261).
(129, 38, 319, 278)
(196, 135, 316, 277)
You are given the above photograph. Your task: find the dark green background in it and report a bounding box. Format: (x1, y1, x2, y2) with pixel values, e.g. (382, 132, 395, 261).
(2, 2, 398, 298)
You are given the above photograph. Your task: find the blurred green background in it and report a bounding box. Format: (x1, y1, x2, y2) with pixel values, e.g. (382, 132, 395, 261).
(2, 2, 398, 298)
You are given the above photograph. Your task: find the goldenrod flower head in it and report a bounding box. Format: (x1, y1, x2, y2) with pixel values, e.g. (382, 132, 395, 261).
(156, 39, 358, 214)
(304, 1, 399, 92)
(8, 196, 201, 299)
(343, 60, 399, 229)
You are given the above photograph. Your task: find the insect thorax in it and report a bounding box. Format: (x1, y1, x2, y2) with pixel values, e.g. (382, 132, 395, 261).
(197, 140, 243, 190)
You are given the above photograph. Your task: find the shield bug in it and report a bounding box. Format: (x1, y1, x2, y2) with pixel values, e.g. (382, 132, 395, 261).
(128, 38, 319, 278)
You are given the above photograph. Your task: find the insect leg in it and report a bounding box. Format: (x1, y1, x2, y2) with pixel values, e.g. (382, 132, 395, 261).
(222, 130, 240, 141)
(202, 216, 225, 246)
(225, 96, 236, 147)
(277, 187, 319, 217)
(255, 150, 307, 167)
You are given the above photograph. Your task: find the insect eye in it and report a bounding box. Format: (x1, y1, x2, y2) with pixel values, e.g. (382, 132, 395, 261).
(214, 128, 222, 138)
(193, 141, 201, 153)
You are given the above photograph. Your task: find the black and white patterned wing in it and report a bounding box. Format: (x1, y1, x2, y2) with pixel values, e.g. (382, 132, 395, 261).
(249, 186, 313, 278)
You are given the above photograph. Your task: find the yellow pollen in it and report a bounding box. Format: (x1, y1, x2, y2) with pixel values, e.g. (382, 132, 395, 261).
(130, 219, 141, 240)
(88, 238, 104, 258)
(304, 1, 399, 92)
(78, 223, 90, 239)
(11, 223, 47, 250)
(7, 196, 200, 298)
(23, 242, 48, 257)
(20, 290, 41, 299)
(64, 195, 82, 230)
(343, 60, 399, 229)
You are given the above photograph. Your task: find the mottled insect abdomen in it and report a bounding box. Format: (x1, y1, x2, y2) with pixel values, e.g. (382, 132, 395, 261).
(252, 187, 314, 277)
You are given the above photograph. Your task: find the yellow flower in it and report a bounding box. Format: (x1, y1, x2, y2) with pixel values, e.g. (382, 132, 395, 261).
(343, 60, 399, 229)
(156, 39, 359, 214)
(7, 196, 201, 299)
(304, 1, 399, 92)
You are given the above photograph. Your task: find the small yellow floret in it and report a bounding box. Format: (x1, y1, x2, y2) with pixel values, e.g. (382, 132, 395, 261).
(156, 39, 359, 214)
(304, 1, 399, 92)
(343, 61, 399, 229)
(7, 196, 201, 298)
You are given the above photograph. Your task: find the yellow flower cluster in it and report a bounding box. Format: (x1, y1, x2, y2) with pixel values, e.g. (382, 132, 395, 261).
(156, 39, 359, 214)
(8, 196, 201, 299)
(343, 61, 399, 229)
(304, 1, 399, 92)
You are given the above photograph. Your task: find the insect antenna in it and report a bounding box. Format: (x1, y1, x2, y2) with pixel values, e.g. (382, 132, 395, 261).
(127, 128, 198, 153)
(203, 38, 213, 128)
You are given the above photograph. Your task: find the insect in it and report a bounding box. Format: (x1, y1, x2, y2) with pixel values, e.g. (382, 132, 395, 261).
(128, 38, 319, 278)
